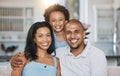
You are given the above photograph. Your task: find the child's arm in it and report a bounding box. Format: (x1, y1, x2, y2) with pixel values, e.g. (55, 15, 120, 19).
(56, 57, 61, 76)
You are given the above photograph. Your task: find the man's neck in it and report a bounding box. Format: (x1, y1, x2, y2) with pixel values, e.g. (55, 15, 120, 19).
(71, 44, 86, 56)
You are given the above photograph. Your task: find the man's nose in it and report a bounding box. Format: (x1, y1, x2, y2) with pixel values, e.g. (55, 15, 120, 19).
(71, 33, 75, 38)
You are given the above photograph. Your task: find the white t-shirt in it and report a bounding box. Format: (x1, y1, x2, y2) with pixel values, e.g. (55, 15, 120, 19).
(56, 43, 107, 76)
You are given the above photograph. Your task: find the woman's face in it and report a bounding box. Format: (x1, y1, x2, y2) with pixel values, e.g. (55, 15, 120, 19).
(34, 27, 52, 51)
(49, 11, 68, 33)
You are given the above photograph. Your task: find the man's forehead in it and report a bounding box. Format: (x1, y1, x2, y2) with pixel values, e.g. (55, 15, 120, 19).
(66, 22, 83, 29)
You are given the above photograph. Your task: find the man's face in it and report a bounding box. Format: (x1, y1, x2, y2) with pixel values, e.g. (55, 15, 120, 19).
(64, 22, 86, 49)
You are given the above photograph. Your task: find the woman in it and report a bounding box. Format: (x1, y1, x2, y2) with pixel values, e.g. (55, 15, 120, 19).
(10, 4, 70, 73)
(11, 21, 61, 76)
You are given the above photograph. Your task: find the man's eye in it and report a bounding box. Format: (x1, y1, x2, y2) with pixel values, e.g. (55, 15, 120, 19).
(66, 31, 71, 34)
(75, 30, 80, 33)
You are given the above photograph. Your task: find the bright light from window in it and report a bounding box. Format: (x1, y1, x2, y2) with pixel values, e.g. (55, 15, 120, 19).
(44, 0, 57, 8)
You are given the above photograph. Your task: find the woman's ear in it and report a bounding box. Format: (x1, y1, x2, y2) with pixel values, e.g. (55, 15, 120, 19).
(34, 38, 36, 43)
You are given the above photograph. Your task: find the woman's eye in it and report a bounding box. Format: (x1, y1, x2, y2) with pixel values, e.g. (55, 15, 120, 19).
(38, 35, 42, 37)
(47, 34, 51, 37)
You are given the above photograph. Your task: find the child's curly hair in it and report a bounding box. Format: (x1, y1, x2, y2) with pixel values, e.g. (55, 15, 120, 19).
(44, 4, 70, 22)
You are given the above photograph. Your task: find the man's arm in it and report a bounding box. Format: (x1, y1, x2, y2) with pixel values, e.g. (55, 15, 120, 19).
(11, 67, 23, 76)
(90, 50, 107, 76)
(10, 52, 28, 76)
(10, 52, 26, 70)
(56, 57, 61, 76)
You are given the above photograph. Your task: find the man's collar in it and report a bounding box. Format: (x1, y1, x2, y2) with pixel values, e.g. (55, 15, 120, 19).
(66, 42, 91, 58)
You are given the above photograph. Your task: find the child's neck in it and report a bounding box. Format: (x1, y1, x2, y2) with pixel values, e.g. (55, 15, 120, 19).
(55, 31, 65, 41)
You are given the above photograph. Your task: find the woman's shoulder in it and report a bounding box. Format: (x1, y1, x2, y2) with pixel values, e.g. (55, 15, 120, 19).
(52, 56, 60, 66)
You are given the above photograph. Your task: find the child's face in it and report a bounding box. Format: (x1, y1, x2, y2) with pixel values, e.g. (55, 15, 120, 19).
(34, 27, 52, 51)
(49, 11, 68, 33)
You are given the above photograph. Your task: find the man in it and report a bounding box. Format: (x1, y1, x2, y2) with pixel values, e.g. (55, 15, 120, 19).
(11, 19, 107, 76)
(56, 19, 107, 76)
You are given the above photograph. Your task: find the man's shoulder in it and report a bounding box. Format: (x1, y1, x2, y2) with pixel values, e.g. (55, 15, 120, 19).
(56, 46, 68, 51)
(56, 46, 69, 58)
(89, 45, 106, 57)
(91, 45, 104, 53)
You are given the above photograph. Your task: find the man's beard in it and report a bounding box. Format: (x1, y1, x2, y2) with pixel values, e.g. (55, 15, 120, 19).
(70, 45, 80, 50)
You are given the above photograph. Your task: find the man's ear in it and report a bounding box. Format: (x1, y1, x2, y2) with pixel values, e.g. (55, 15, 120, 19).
(83, 31, 86, 38)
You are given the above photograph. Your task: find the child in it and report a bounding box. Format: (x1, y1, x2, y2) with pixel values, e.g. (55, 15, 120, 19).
(44, 4, 70, 49)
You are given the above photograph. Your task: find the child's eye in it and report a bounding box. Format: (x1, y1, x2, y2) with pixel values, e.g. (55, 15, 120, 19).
(59, 19, 64, 21)
(59, 19, 63, 21)
(51, 20, 56, 22)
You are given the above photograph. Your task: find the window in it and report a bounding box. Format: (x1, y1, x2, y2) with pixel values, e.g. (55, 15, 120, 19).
(0, 7, 33, 32)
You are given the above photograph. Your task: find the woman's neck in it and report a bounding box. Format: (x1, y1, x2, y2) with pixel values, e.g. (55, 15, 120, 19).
(36, 49, 48, 58)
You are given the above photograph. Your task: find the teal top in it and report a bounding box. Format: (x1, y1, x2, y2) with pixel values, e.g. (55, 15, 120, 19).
(22, 57, 57, 76)
(53, 31, 68, 49)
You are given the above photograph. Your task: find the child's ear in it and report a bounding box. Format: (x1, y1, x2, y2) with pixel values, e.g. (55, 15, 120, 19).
(65, 20, 68, 24)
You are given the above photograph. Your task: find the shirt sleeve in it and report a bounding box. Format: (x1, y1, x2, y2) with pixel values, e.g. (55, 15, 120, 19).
(90, 50, 107, 76)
